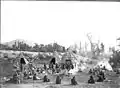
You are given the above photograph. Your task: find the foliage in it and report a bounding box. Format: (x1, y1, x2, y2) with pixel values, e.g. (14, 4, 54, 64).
(0, 42, 66, 52)
(109, 50, 120, 69)
(86, 33, 105, 59)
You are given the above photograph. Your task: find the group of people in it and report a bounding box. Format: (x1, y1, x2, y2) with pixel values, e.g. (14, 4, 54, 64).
(8, 61, 77, 85)
(48, 62, 74, 74)
(6, 70, 22, 84)
(32, 71, 78, 85)
(88, 67, 106, 84)
(7, 60, 107, 86)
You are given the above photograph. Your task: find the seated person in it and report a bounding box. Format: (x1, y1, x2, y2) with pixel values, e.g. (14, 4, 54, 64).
(97, 75, 104, 82)
(33, 73, 37, 80)
(99, 71, 105, 80)
(103, 66, 106, 70)
(12, 71, 20, 84)
(71, 64, 74, 69)
(33, 73, 40, 80)
(102, 72, 106, 80)
(55, 63, 59, 69)
(71, 76, 78, 85)
(89, 69, 93, 74)
(99, 70, 103, 75)
(43, 75, 50, 82)
(24, 71, 28, 79)
(56, 75, 61, 84)
(116, 69, 120, 74)
(56, 68, 60, 73)
(88, 75, 95, 84)
(27, 71, 32, 79)
(37, 68, 40, 73)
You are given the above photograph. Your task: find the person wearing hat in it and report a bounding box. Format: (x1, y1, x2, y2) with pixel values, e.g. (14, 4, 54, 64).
(71, 76, 78, 85)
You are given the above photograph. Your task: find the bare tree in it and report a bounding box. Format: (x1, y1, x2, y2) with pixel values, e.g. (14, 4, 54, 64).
(87, 33, 95, 57)
(86, 33, 101, 58)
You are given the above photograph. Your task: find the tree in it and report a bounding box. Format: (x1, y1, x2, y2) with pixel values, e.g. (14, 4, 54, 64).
(47, 44, 54, 52)
(109, 50, 120, 69)
(87, 33, 96, 58)
(86, 33, 101, 58)
(33, 43, 39, 52)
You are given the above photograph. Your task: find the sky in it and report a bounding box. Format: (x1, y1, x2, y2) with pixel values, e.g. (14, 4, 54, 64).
(1, 1, 120, 51)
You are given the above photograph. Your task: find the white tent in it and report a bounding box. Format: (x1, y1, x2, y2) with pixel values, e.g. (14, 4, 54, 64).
(96, 60, 113, 71)
(61, 51, 89, 74)
(19, 53, 29, 65)
(52, 51, 62, 64)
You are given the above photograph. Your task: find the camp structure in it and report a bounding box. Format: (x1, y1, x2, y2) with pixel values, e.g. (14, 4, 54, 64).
(34, 52, 54, 65)
(49, 51, 62, 64)
(95, 59, 113, 71)
(36, 51, 62, 64)
(11, 52, 29, 73)
(19, 53, 29, 65)
(61, 50, 89, 75)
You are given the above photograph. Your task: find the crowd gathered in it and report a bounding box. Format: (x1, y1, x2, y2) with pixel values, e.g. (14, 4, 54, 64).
(6, 58, 109, 86)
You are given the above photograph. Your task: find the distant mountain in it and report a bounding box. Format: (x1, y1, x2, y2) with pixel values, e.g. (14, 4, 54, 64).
(3, 39, 35, 47)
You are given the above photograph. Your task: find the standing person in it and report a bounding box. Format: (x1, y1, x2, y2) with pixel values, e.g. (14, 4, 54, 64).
(55, 63, 60, 73)
(52, 65, 55, 74)
(13, 70, 21, 84)
(13, 71, 18, 84)
(44, 63, 47, 70)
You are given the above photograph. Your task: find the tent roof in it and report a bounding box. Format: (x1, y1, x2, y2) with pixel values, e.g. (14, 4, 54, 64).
(96, 60, 113, 71)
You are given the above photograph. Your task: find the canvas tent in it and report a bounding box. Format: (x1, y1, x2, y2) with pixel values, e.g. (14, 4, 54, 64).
(50, 51, 62, 64)
(12, 53, 29, 72)
(95, 60, 113, 71)
(61, 51, 89, 74)
(19, 53, 29, 65)
(19, 53, 29, 72)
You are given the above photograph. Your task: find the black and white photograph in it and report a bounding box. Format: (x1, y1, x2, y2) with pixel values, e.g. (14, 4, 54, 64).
(1, 1, 120, 88)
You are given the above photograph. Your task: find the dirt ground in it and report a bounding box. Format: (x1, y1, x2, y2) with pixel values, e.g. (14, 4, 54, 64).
(1, 71, 120, 88)
(1, 81, 120, 88)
